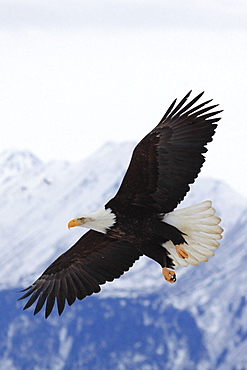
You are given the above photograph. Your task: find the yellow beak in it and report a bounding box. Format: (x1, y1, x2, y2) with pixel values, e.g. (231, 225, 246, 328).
(68, 218, 83, 229)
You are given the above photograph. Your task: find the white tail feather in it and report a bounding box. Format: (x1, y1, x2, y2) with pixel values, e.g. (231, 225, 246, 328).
(163, 201, 223, 269)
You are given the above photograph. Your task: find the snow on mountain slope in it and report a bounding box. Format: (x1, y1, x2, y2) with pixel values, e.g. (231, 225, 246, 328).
(0, 143, 135, 288)
(1, 144, 247, 369)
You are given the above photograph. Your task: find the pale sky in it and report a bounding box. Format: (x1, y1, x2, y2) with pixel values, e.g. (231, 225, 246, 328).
(0, 0, 247, 197)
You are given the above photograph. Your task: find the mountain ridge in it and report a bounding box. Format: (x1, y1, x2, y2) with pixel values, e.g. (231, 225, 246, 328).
(1, 144, 247, 369)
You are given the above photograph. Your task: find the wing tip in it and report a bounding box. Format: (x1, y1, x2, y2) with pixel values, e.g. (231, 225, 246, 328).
(159, 90, 221, 126)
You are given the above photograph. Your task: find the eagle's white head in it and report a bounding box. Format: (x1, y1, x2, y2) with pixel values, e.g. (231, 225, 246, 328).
(68, 207, 116, 234)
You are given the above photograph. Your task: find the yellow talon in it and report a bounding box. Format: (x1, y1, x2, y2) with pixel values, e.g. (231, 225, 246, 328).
(175, 245, 189, 259)
(162, 267, 176, 283)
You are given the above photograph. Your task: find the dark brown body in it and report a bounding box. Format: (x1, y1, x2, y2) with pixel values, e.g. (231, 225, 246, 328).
(106, 200, 186, 269)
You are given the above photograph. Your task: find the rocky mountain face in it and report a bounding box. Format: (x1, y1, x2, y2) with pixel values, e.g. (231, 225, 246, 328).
(0, 144, 247, 370)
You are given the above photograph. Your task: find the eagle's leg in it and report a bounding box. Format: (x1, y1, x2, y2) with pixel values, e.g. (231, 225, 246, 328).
(159, 222, 189, 260)
(141, 244, 176, 283)
(162, 267, 176, 283)
(175, 244, 189, 259)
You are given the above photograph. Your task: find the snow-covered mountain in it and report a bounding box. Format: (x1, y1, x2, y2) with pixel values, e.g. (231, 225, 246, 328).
(1, 144, 247, 370)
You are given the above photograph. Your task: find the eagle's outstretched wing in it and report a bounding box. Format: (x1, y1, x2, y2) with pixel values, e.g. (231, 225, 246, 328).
(18, 230, 141, 318)
(108, 91, 222, 213)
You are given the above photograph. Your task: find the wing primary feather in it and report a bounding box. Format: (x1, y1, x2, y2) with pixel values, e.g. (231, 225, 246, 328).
(56, 279, 67, 315)
(44, 278, 55, 296)
(69, 271, 87, 299)
(178, 98, 213, 116)
(57, 295, 66, 316)
(183, 103, 219, 120)
(52, 279, 60, 298)
(65, 275, 77, 306)
(171, 91, 205, 118)
(159, 98, 177, 122)
(158, 90, 194, 125)
(34, 292, 47, 315)
(18, 285, 36, 300)
(23, 289, 42, 310)
(45, 295, 56, 318)
(60, 277, 68, 298)
(166, 90, 194, 119)
(74, 268, 100, 294)
(196, 109, 223, 119)
(19, 285, 32, 294)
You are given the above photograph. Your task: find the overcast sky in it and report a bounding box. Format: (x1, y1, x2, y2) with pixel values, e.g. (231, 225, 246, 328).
(0, 0, 246, 198)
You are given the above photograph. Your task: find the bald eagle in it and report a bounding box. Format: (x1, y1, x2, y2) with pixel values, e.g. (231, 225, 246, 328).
(19, 91, 223, 318)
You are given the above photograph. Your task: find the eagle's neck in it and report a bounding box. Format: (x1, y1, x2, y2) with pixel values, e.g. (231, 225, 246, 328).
(82, 207, 116, 233)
